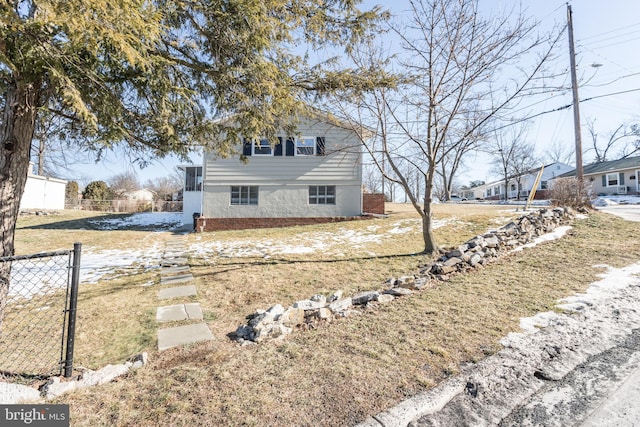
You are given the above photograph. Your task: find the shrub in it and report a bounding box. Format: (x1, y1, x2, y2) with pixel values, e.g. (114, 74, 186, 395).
(548, 177, 591, 208)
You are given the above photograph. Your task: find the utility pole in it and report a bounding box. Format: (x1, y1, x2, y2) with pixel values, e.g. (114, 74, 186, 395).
(567, 4, 583, 182)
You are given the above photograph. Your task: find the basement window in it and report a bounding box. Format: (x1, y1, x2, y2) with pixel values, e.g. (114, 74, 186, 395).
(231, 186, 259, 205)
(309, 186, 336, 205)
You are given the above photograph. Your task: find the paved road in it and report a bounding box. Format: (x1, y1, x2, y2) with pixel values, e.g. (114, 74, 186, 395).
(597, 204, 640, 222)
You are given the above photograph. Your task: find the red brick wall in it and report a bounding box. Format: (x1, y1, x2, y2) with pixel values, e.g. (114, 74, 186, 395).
(195, 216, 371, 232)
(362, 193, 385, 214)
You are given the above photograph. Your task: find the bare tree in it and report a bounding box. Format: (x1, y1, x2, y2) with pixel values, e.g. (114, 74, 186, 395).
(545, 139, 575, 165)
(335, 0, 562, 253)
(145, 169, 183, 201)
(586, 119, 640, 163)
(490, 126, 538, 201)
(109, 172, 141, 197)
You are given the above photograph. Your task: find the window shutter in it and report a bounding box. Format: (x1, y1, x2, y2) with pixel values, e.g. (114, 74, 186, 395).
(619, 173, 625, 185)
(285, 138, 295, 156)
(316, 137, 326, 156)
(242, 139, 252, 156)
(602, 175, 606, 187)
(275, 137, 283, 156)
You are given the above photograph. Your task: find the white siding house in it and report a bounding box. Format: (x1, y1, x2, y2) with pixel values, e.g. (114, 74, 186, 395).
(19, 163, 68, 210)
(181, 113, 368, 230)
(476, 162, 573, 201)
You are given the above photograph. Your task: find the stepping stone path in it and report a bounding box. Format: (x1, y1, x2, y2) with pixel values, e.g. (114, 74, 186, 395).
(156, 239, 213, 351)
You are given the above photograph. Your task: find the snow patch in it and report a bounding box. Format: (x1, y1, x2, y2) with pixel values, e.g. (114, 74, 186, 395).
(88, 212, 182, 230)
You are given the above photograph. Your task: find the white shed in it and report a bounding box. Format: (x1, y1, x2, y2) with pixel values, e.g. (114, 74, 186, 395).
(20, 163, 68, 210)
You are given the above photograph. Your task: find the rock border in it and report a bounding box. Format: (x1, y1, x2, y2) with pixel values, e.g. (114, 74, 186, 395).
(233, 207, 579, 344)
(0, 353, 148, 404)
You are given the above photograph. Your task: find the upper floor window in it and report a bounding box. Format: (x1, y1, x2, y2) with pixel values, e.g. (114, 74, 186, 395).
(296, 137, 316, 156)
(243, 137, 325, 157)
(185, 167, 202, 192)
(253, 139, 272, 156)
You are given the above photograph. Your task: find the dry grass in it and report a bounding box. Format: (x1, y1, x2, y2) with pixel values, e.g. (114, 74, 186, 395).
(12, 204, 640, 426)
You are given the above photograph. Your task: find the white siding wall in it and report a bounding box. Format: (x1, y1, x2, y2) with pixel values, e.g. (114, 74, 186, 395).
(182, 191, 202, 225)
(202, 115, 363, 218)
(20, 175, 67, 210)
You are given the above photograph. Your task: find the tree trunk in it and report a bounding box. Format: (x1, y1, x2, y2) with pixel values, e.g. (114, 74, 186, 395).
(422, 175, 438, 254)
(0, 79, 39, 331)
(421, 208, 438, 254)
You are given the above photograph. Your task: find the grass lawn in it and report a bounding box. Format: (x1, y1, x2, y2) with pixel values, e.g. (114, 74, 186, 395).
(11, 204, 640, 426)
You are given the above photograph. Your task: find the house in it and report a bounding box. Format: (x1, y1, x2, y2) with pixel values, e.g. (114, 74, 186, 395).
(19, 163, 68, 211)
(557, 156, 640, 195)
(477, 162, 573, 201)
(120, 188, 156, 201)
(180, 111, 382, 230)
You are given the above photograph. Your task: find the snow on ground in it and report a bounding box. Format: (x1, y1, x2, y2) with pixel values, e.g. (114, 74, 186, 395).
(88, 212, 182, 230)
(591, 195, 640, 207)
(189, 218, 454, 259)
(79, 244, 165, 284)
(509, 225, 572, 253)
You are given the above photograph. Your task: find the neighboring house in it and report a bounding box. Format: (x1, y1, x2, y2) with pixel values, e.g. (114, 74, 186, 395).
(19, 162, 68, 210)
(557, 156, 640, 195)
(118, 188, 156, 201)
(180, 111, 380, 230)
(477, 162, 573, 201)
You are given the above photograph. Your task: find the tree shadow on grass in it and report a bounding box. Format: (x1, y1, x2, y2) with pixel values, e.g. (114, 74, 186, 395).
(190, 251, 431, 278)
(17, 213, 183, 232)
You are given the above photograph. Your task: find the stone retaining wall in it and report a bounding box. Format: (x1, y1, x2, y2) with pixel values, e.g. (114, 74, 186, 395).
(233, 207, 577, 344)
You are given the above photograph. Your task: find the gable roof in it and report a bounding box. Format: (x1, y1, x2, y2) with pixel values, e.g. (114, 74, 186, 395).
(559, 156, 640, 178)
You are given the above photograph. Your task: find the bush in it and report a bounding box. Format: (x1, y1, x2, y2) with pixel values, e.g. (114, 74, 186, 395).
(548, 177, 591, 208)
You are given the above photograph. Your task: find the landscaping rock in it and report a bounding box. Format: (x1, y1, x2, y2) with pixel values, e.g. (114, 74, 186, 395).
(328, 290, 343, 302)
(397, 275, 417, 289)
(310, 294, 327, 304)
(281, 307, 305, 327)
(384, 287, 413, 297)
(376, 294, 395, 303)
(266, 304, 285, 319)
(329, 297, 353, 313)
(293, 299, 326, 310)
(352, 291, 380, 305)
(233, 207, 577, 344)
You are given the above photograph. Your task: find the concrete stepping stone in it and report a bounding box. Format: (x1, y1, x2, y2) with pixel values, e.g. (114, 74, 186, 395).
(156, 303, 203, 322)
(160, 273, 193, 285)
(157, 323, 213, 351)
(160, 258, 188, 267)
(161, 265, 191, 275)
(164, 250, 185, 257)
(158, 285, 197, 300)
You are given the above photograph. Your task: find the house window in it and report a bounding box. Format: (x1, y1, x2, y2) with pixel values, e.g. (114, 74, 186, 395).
(606, 173, 619, 186)
(309, 186, 336, 205)
(253, 139, 272, 156)
(296, 137, 316, 156)
(185, 167, 202, 192)
(541, 181, 548, 190)
(231, 186, 258, 205)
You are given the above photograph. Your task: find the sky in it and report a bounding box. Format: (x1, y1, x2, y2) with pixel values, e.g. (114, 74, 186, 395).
(57, 0, 640, 188)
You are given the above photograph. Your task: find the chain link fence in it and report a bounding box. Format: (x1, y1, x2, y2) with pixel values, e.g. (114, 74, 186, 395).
(0, 244, 81, 378)
(66, 199, 182, 213)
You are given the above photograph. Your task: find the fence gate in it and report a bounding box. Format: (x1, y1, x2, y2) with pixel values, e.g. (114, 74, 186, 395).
(0, 243, 81, 378)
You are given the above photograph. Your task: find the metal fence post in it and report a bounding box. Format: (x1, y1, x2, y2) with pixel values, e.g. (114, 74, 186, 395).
(64, 242, 82, 378)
